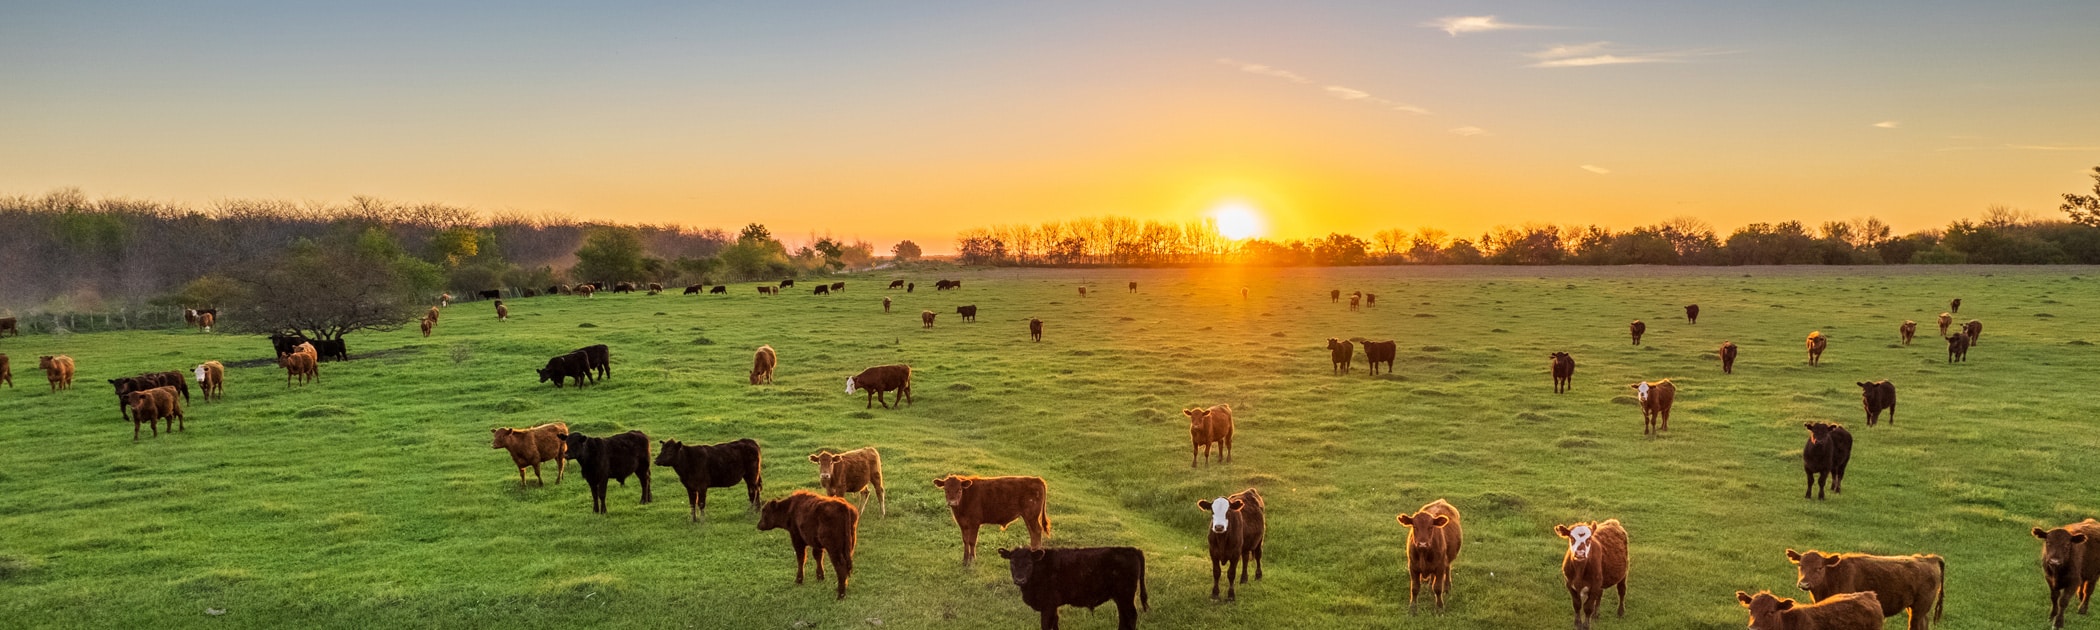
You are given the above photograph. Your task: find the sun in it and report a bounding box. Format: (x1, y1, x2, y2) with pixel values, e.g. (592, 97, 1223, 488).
(1210, 202, 1266, 240)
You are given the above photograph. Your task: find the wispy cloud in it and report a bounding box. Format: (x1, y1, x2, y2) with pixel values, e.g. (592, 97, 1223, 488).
(1873, 121, 1901, 129)
(1217, 58, 1310, 84)
(2009, 144, 2100, 151)
(1449, 126, 1489, 137)
(1218, 58, 1429, 115)
(1424, 15, 1551, 37)
(1527, 41, 1727, 68)
(1581, 164, 1612, 175)
(1324, 86, 1370, 100)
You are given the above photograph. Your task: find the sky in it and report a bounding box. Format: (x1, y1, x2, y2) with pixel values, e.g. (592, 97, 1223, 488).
(4, 1, 2099, 252)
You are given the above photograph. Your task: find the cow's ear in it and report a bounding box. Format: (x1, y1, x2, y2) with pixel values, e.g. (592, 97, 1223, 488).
(1856, 382, 1869, 388)
(931, 478, 945, 487)
(996, 548, 1014, 559)
(1736, 591, 1753, 607)
(1195, 500, 1212, 511)
(2074, 534, 2090, 544)
(1785, 549, 1802, 563)
(809, 454, 821, 462)
(1230, 500, 1245, 511)
(1823, 555, 1842, 567)
(1396, 514, 1414, 526)
(1774, 600, 1794, 611)
(1431, 515, 1449, 527)
(2034, 527, 2051, 539)
(959, 478, 974, 488)
(1554, 524, 1571, 537)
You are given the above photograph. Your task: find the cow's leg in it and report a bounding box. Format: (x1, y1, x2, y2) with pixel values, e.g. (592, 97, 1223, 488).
(961, 525, 979, 566)
(1226, 556, 1239, 599)
(1252, 543, 1263, 579)
(687, 489, 699, 522)
(1567, 588, 1584, 628)
(638, 467, 652, 504)
(748, 477, 763, 510)
(865, 390, 874, 409)
(1408, 574, 1421, 615)
(1615, 580, 1626, 617)
(2080, 578, 2095, 613)
(1114, 594, 1138, 630)
(1190, 442, 1197, 468)
(792, 539, 808, 584)
(1805, 471, 1815, 499)
(810, 543, 825, 579)
(554, 458, 565, 484)
(2050, 587, 2067, 628)
(829, 545, 850, 599)
(1210, 558, 1222, 599)
(132, 417, 141, 441)
(1039, 609, 1059, 630)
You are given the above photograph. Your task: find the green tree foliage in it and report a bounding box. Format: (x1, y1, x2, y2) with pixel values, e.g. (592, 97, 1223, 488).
(572, 227, 647, 282)
(225, 227, 441, 340)
(2061, 166, 2100, 227)
(739, 223, 772, 243)
(891, 240, 923, 261)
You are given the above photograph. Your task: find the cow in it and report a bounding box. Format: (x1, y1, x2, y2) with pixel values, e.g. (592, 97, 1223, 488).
(1937, 313, 1953, 337)
(1550, 352, 1576, 393)
(0, 354, 11, 388)
(576, 284, 596, 298)
(568, 344, 610, 380)
(613, 282, 635, 294)
(125, 386, 183, 440)
(779, 279, 795, 288)
(813, 285, 830, 296)
(1737, 591, 1884, 630)
(757, 490, 860, 599)
(1945, 334, 1969, 363)
(0, 316, 19, 337)
(936, 279, 958, 291)
(1183, 404, 1234, 468)
(1330, 289, 1341, 302)
(491, 422, 568, 485)
(1802, 422, 1853, 500)
(656, 438, 764, 522)
(998, 546, 1148, 630)
(38, 355, 74, 391)
(426, 305, 442, 324)
(847, 364, 913, 409)
(1359, 339, 1397, 376)
(477, 289, 502, 300)
(1629, 320, 1646, 345)
(709, 285, 727, 294)
(494, 300, 508, 321)
(1555, 519, 1629, 630)
(1857, 380, 1895, 426)
(957, 305, 978, 322)
(1349, 294, 1361, 311)
(1366, 293, 1377, 307)
(1029, 318, 1043, 342)
(1721, 341, 1739, 374)
(1632, 379, 1675, 435)
(646, 282, 663, 295)
(1240, 287, 1248, 299)
(1963, 320, 1982, 346)
(279, 352, 317, 387)
(1806, 331, 1828, 366)
(198, 311, 215, 332)
(1197, 488, 1266, 600)
(108, 371, 188, 420)
(440, 292, 455, 306)
(756, 286, 774, 296)
(906, 282, 915, 292)
(561, 430, 653, 514)
(314, 338, 349, 362)
(830, 281, 844, 292)
(682, 284, 699, 295)
(1078, 286, 1087, 298)
(2034, 519, 2100, 629)
(1397, 499, 1464, 615)
(549, 284, 564, 295)
(750, 345, 776, 385)
(1328, 338, 1354, 375)
(1949, 298, 1962, 314)
(1899, 320, 1917, 345)
(1786, 549, 1945, 630)
(922, 310, 936, 329)
(195, 361, 224, 402)
(183, 308, 197, 327)
(933, 474, 1052, 566)
(887, 279, 905, 289)
(420, 317, 433, 338)
(522, 288, 538, 297)
(882, 296, 891, 313)
(809, 447, 886, 516)
(1128, 281, 1137, 293)
(537, 351, 592, 388)
(1685, 304, 1700, 324)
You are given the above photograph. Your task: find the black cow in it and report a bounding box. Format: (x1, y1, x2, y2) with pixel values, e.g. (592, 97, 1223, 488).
(537, 351, 593, 388)
(957, 305, 978, 322)
(779, 279, 795, 288)
(478, 289, 502, 300)
(561, 430, 653, 513)
(548, 284, 564, 295)
(710, 285, 727, 294)
(1802, 422, 1853, 500)
(906, 282, 915, 293)
(888, 280, 905, 289)
(1946, 334, 1969, 362)
(522, 288, 539, 297)
(614, 282, 636, 293)
(108, 372, 189, 420)
(999, 546, 1149, 630)
(268, 334, 348, 362)
(684, 284, 702, 295)
(814, 285, 830, 295)
(1857, 380, 1896, 426)
(654, 438, 764, 522)
(830, 282, 845, 292)
(567, 344, 610, 380)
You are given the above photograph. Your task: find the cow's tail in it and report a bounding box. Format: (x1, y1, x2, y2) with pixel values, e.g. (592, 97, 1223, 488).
(1037, 482, 1052, 538)
(1138, 554, 1150, 612)
(1932, 555, 1945, 622)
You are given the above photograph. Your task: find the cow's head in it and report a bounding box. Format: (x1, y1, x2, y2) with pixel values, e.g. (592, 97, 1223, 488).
(1328, 338, 1342, 350)
(2034, 526, 2090, 571)
(931, 475, 972, 506)
(809, 451, 841, 482)
(559, 432, 590, 460)
(537, 368, 554, 383)
(1785, 549, 1843, 592)
(491, 428, 516, 449)
(1947, 335, 1966, 348)
(997, 547, 1046, 586)
(1396, 509, 1452, 549)
(1855, 381, 1872, 392)
(1554, 523, 1597, 561)
(1631, 382, 1651, 402)
(1803, 422, 1841, 444)
(844, 376, 859, 394)
(1736, 591, 1794, 629)
(1197, 497, 1245, 534)
(1183, 407, 1209, 429)
(757, 496, 792, 531)
(654, 440, 684, 467)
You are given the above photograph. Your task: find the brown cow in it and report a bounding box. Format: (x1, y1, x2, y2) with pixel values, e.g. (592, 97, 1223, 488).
(1330, 289, 1341, 302)
(495, 300, 509, 321)
(921, 310, 936, 329)
(1359, 339, 1397, 376)
(1685, 304, 1700, 324)
(280, 352, 317, 387)
(577, 284, 596, 298)
(1857, 380, 1896, 426)
(1078, 286, 1087, 298)
(1963, 320, 1982, 346)
(1949, 298, 1961, 314)
(1183, 404, 1234, 467)
(1366, 293, 1377, 307)
(38, 355, 74, 391)
(882, 296, 891, 313)
(1029, 318, 1043, 342)
(750, 345, 776, 385)
(846, 364, 912, 409)
(757, 490, 860, 599)
(1550, 352, 1575, 393)
(1555, 519, 1629, 630)
(1197, 487, 1266, 600)
(0, 353, 11, 388)
(1128, 281, 1137, 293)
(420, 317, 433, 338)
(1945, 334, 1969, 363)
(932, 475, 1051, 566)
(2033, 519, 2100, 629)
(1720, 341, 1739, 374)
(195, 361, 224, 401)
(1787, 549, 1945, 630)
(1937, 312, 1953, 336)
(0, 316, 19, 337)
(1328, 338, 1354, 374)
(809, 447, 886, 516)
(1240, 287, 1248, 299)
(647, 282, 664, 295)
(491, 422, 568, 485)
(1397, 499, 1463, 615)
(1737, 590, 1884, 630)
(1349, 294, 1361, 311)
(440, 292, 453, 306)
(1802, 422, 1852, 499)
(1631, 379, 1675, 435)
(198, 311, 215, 332)
(1806, 331, 1827, 366)
(125, 386, 183, 441)
(1900, 320, 1917, 346)
(1629, 320, 1646, 345)
(426, 305, 441, 324)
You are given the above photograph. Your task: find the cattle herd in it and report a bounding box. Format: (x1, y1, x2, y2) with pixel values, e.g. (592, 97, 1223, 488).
(3, 276, 2083, 630)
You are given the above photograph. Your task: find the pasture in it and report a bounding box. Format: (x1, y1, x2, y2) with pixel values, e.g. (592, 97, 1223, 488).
(1, 265, 2096, 629)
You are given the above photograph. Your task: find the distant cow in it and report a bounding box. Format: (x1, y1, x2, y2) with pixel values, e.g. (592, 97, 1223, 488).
(1128, 281, 1137, 293)
(0, 317, 18, 337)
(1550, 352, 1575, 393)
(655, 438, 764, 522)
(1720, 341, 1739, 374)
(1198, 488, 1266, 600)
(478, 289, 501, 300)
(273, 334, 349, 362)
(1937, 312, 1953, 336)
(1397, 499, 1464, 615)
(813, 285, 830, 296)
(561, 430, 653, 513)
(537, 351, 593, 388)
(1685, 304, 1700, 324)
(1029, 318, 1043, 342)
(683, 284, 700, 295)
(420, 317, 433, 338)
(757, 490, 860, 599)
(1949, 298, 1961, 314)
(521, 288, 538, 297)
(0, 354, 12, 388)
(109, 371, 188, 420)
(1802, 422, 1853, 500)
(756, 286, 774, 296)
(125, 386, 183, 440)
(1183, 404, 1234, 467)
(847, 364, 913, 409)
(198, 312, 215, 332)
(647, 282, 663, 295)
(1632, 379, 1675, 435)
(279, 352, 317, 387)
(709, 285, 726, 294)
(613, 282, 635, 293)
(1366, 293, 1377, 307)
(1349, 294, 1360, 311)
(1900, 320, 1918, 345)
(1629, 320, 1646, 345)
(830, 281, 844, 292)
(906, 282, 915, 292)
(1327, 338, 1354, 374)
(1806, 331, 1827, 366)
(921, 310, 936, 329)
(494, 300, 509, 321)
(491, 422, 569, 485)
(1945, 333, 1969, 363)
(1359, 339, 1397, 375)
(810, 447, 887, 516)
(1963, 320, 1982, 346)
(999, 546, 1148, 630)
(1858, 380, 1896, 426)
(750, 345, 776, 385)
(1556, 519, 1629, 630)
(426, 305, 443, 324)
(882, 296, 891, 313)
(549, 284, 565, 295)
(956, 305, 978, 322)
(780, 279, 795, 288)
(2032, 519, 2100, 629)
(887, 280, 905, 289)
(933, 474, 1051, 566)
(1737, 591, 1884, 630)
(195, 362, 223, 401)
(1786, 549, 1944, 630)
(576, 284, 596, 298)
(568, 344, 610, 380)
(936, 279, 958, 291)
(1078, 286, 1087, 298)
(1330, 289, 1341, 302)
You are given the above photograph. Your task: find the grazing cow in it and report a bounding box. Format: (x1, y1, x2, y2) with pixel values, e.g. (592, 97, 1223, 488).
(1802, 422, 1853, 500)
(1806, 331, 1828, 366)
(813, 285, 830, 296)
(108, 371, 189, 419)
(536, 351, 593, 388)
(888, 279, 905, 289)
(1550, 352, 1576, 393)
(1078, 286, 1087, 298)
(420, 317, 433, 338)
(830, 281, 844, 292)
(576, 284, 596, 298)
(0, 354, 11, 388)
(1360, 339, 1397, 376)
(656, 438, 764, 522)
(1632, 379, 1675, 435)
(1128, 281, 1137, 293)
(568, 344, 611, 380)
(756, 286, 774, 296)
(491, 422, 569, 485)
(999, 546, 1149, 630)
(1949, 298, 1961, 314)
(1685, 304, 1700, 324)
(1629, 320, 1646, 345)
(125, 386, 183, 440)
(922, 310, 936, 329)
(477, 289, 502, 300)
(1720, 341, 1739, 374)
(757, 490, 860, 599)
(495, 300, 508, 321)
(683, 284, 701, 295)
(2034, 519, 2100, 629)
(1029, 318, 1043, 342)
(906, 282, 915, 292)
(1349, 294, 1361, 311)
(1328, 338, 1354, 374)
(647, 282, 663, 295)
(1857, 380, 1896, 426)
(0, 317, 17, 337)
(1331, 289, 1341, 302)
(1737, 591, 1884, 630)
(426, 306, 442, 324)
(549, 284, 565, 295)
(957, 305, 978, 322)
(1786, 549, 1945, 630)
(1900, 320, 1918, 345)
(39, 355, 75, 391)
(780, 279, 795, 288)
(195, 361, 224, 401)
(1556, 520, 1629, 630)
(312, 338, 349, 362)
(750, 345, 776, 385)
(935, 279, 958, 291)
(613, 282, 635, 294)
(1197, 488, 1267, 600)
(1937, 313, 1953, 336)
(809, 447, 887, 516)
(522, 288, 538, 297)
(183, 308, 196, 327)
(709, 285, 727, 294)
(561, 430, 653, 513)
(198, 311, 215, 332)
(1963, 320, 1983, 346)
(846, 364, 913, 409)
(279, 352, 317, 387)
(1396, 499, 1464, 615)
(882, 296, 892, 313)
(1945, 334, 1969, 363)
(1183, 404, 1234, 467)
(933, 475, 1052, 566)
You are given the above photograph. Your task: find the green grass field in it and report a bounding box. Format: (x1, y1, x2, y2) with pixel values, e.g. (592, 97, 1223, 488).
(3, 265, 2097, 629)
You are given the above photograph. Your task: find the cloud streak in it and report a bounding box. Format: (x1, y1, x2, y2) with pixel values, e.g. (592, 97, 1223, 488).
(1527, 41, 1729, 68)
(1218, 58, 1430, 115)
(1449, 126, 1488, 137)
(1424, 15, 1551, 36)
(1873, 121, 1900, 129)
(1581, 165, 1611, 175)
(1218, 59, 1309, 84)
(2008, 144, 2100, 151)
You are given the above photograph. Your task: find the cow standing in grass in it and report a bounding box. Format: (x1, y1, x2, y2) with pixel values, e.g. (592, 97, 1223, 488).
(1720, 341, 1739, 374)
(1806, 331, 1828, 366)
(757, 490, 859, 599)
(1802, 422, 1852, 500)
(1550, 352, 1575, 393)
(1737, 591, 1883, 630)
(1184, 405, 1234, 468)
(2033, 519, 2100, 629)
(1900, 320, 1917, 346)
(1556, 519, 1629, 630)
(1328, 338, 1354, 374)
(1629, 320, 1645, 345)
(1946, 334, 1969, 363)
(1632, 380, 1675, 435)
(1786, 549, 1944, 630)
(1198, 488, 1266, 600)
(1397, 499, 1464, 615)
(933, 474, 1051, 567)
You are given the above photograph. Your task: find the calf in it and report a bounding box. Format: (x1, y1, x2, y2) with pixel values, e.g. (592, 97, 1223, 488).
(1786, 549, 1945, 630)
(0, 316, 17, 337)
(1801, 422, 1853, 500)
(1900, 320, 1917, 346)
(1029, 318, 1043, 342)
(1685, 304, 1700, 324)
(647, 282, 663, 295)
(888, 279, 905, 289)
(1078, 286, 1087, 298)
(1632, 379, 1675, 435)
(420, 317, 433, 338)
(933, 475, 1052, 566)
(1327, 338, 1354, 374)
(1937, 313, 1952, 336)
(756, 286, 774, 296)
(198, 312, 215, 332)
(780, 279, 795, 288)
(655, 438, 764, 522)
(709, 284, 726, 294)
(1550, 352, 1575, 393)
(999, 546, 1148, 630)
(1720, 341, 1739, 374)
(536, 351, 592, 388)
(922, 310, 936, 329)
(957, 304, 978, 322)
(613, 282, 635, 293)
(1359, 339, 1397, 375)
(195, 361, 224, 401)
(1629, 320, 1646, 345)
(427, 305, 442, 324)
(568, 344, 610, 380)
(1397, 499, 1464, 615)
(494, 300, 508, 321)
(1555, 519, 1629, 630)
(2033, 519, 2100, 629)
(1806, 331, 1827, 366)
(1949, 297, 1961, 314)
(1737, 591, 1884, 630)
(757, 490, 859, 599)
(1183, 404, 1234, 467)
(1857, 380, 1896, 426)
(279, 352, 317, 387)
(1945, 334, 1969, 363)
(1197, 488, 1266, 600)
(491, 422, 568, 485)
(683, 284, 701, 295)
(1963, 319, 1982, 346)
(750, 345, 776, 385)
(1330, 289, 1341, 302)
(126, 386, 184, 440)
(906, 282, 915, 292)
(1128, 281, 1137, 293)
(1349, 294, 1361, 311)
(829, 281, 844, 292)
(522, 288, 538, 298)
(109, 372, 188, 420)
(809, 447, 887, 516)
(576, 284, 596, 297)
(882, 296, 891, 313)
(561, 430, 653, 513)
(1366, 293, 1377, 307)
(39, 355, 75, 391)
(813, 285, 829, 296)
(847, 364, 913, 409)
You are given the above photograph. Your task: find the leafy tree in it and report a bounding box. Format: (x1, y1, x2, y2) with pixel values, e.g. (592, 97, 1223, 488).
(572, 227, 647, 282)
(225, 227, 441, 340)
(739, 223, 772, 243)
(2063, 167, 2100, 227)
(891, 240, 923, 261)
(957, 235, 1007, 265)
(429, 226, 480, 266)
